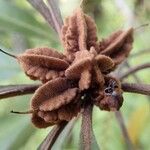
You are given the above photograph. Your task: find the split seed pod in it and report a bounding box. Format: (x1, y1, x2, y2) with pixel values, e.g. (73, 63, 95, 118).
(0, 7, 133, 128)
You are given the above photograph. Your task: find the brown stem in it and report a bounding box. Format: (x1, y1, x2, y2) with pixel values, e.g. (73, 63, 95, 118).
(121, 83, 150, 95)
(115, 111, 135, 150)
(80, 104, 99, 150)
(0, 84, 40, 99)
(80, 105, 93, 150)
(119, 63, 150, 80)
(124, 62, 150, 101)
(38, 121, 68, 150)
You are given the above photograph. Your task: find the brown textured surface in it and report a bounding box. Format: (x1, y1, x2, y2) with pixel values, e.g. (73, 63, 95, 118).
(95, 54, 114, 73)
(32, 102, 80, 127)
(18, 48, 69, 82)
(65, 48, 115, 90)
(79, 69, 91, 90)
(25, 47, 65, 59)
(14, 8, 134, 128)
(31, 77, 77, 110)
(61, 8, 98, 61)
(99, 28, 133, 66)
(65, 50, 93, 79)
(94, 76, 123, 111)
(31, 113, 55, 128)
(65, 50, 94, 90)
(85, 15, 99, 51)
(39, 88, 78, 111)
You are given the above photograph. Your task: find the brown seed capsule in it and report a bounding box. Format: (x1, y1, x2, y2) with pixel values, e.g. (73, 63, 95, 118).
(0, 7, 134, 128)
(95, 76, 123, 111)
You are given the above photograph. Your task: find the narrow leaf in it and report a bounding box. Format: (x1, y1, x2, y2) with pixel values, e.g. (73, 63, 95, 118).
(47, 0, 63, 34)
(80, 105, 100, 150)
(27, 0, 62, 35)
(38, 121, 68, 150)
(52, 117, 78, 150)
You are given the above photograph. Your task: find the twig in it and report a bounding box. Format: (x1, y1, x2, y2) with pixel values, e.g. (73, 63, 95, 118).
(38, 121, 68, 150)
(115, 111, 135, 150)
(119, 63, 150, 80)
(121, 83, 150, 95)
(0, 84, 40, 99)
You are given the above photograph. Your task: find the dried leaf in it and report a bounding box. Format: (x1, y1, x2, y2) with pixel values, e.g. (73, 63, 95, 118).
(99, 28, 133, 66)
(18, 48, 69, 82)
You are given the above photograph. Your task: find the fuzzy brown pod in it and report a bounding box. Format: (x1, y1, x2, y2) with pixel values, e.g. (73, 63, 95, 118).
(32, 102, 80, 128)
(30, 77, 80, 127)
(98, 28, 133, 67)
(61, 8, 99, 61)
(2, 8, 134, 129)
(65, 48, 115, 90)
(17, 47, 69, 82)
(94, 76, 123, 111)
(31, 77, 78, 111)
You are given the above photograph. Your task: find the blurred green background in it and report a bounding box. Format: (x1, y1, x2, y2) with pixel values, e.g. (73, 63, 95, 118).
(0, 0, 149, 150)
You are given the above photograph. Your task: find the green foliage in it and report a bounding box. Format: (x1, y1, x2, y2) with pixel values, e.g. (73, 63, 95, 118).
(0, 0, 149, 150)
